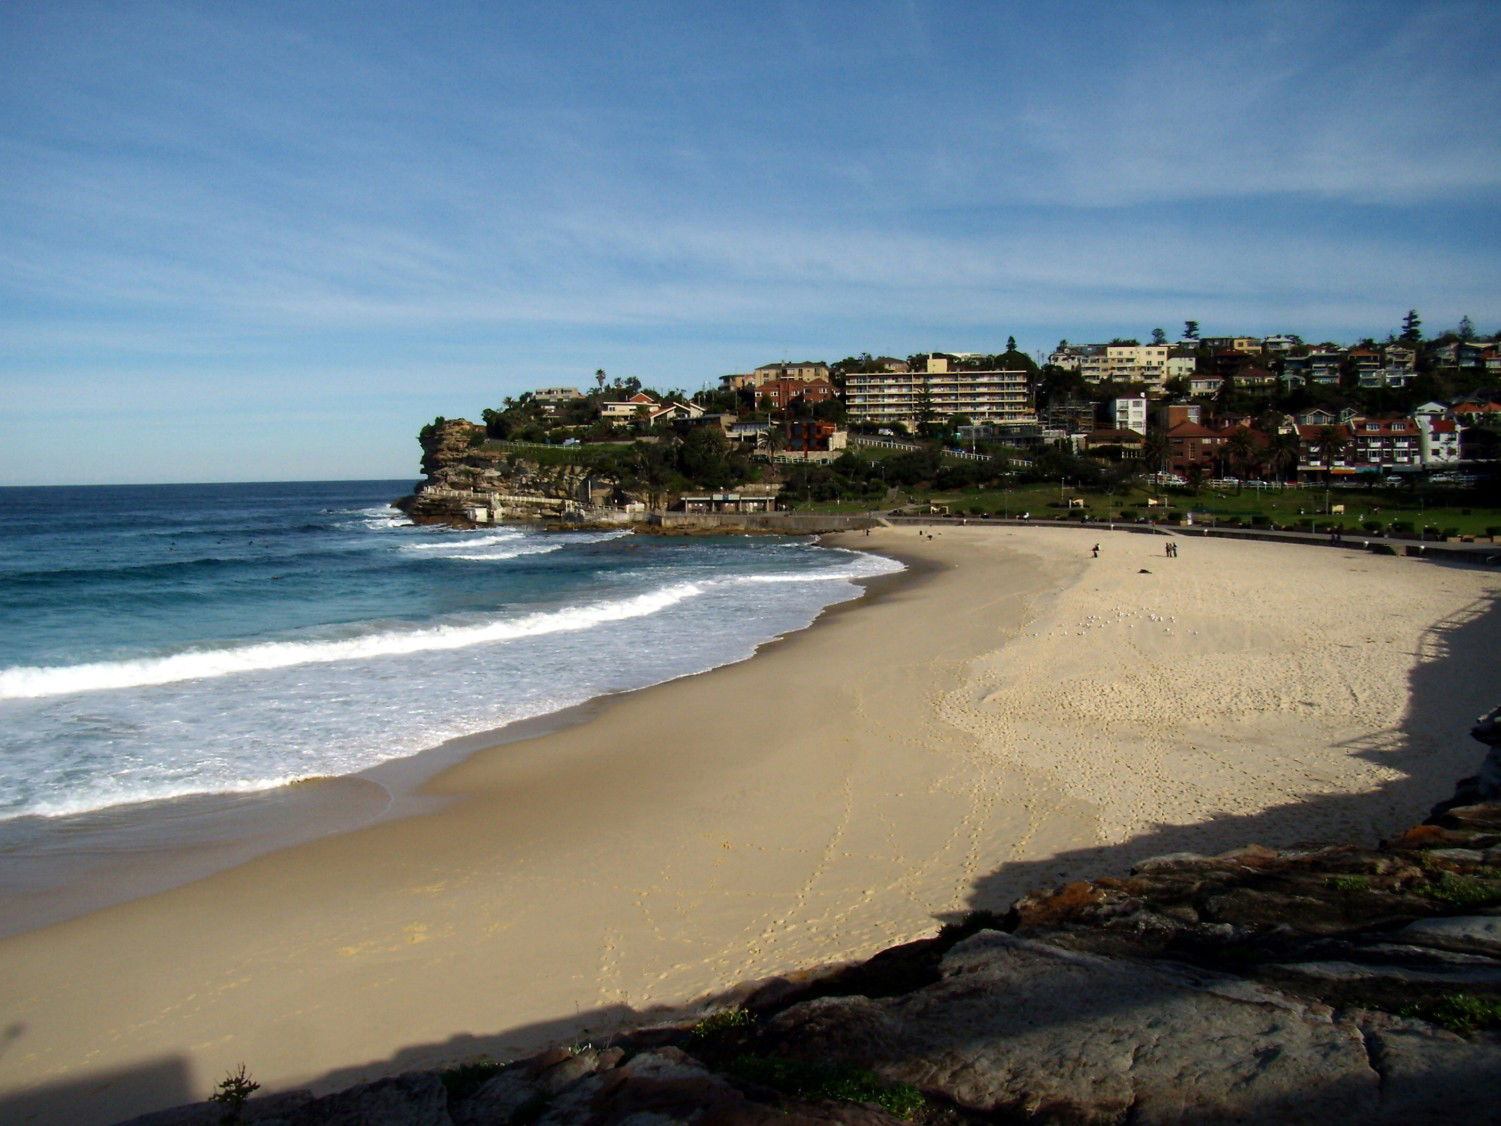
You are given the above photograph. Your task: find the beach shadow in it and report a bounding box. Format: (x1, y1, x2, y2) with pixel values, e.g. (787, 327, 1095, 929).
(307, 1002, 658, 1095)
(954, 569, 1500, 919)
(0, 1053, 194, 1126)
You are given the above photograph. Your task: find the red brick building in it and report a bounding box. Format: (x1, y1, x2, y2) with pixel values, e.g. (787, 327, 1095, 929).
(754, 378, 835, 410)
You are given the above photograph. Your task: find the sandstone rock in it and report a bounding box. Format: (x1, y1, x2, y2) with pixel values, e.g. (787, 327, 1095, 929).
(1259, 959, 1501, 990)
(1393, 915, 1501, 958)
(1430, 801, 1501, 834)
(1420, 847, 1489, 866)
(769, 931, 1380, 1125)
(1355, 1011, 1501, 1124)
(450, 1067, 540, 1126)
(115, 1090, 314, 1125)
(527, 1047, 908, 1126)
(281, 1073, 450, 1125)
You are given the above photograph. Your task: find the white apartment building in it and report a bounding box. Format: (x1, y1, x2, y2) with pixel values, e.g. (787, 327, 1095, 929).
(844, 355, 1033, 429)
(1111, 394, 1148, 434)
(1416, 416, 1462, 466)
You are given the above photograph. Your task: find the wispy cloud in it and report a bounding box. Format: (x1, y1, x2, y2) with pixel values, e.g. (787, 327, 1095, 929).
(2, 0, 1498, 482)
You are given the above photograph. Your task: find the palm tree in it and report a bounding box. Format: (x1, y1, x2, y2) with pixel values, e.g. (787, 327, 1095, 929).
(1265, 430, 1301, 482)
(1314, 425, 1348, 484)
(1141, 431, 1169, 475)
(1224, 427, 1258, 489)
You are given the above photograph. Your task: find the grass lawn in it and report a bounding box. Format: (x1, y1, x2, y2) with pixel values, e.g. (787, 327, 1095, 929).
(791, 481, 1501, 539)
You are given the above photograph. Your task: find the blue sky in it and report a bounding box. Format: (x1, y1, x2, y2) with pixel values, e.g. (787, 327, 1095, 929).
(2, 1, 1498, 484)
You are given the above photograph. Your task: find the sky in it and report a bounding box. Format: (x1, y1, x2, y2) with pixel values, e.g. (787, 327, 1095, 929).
(2, 1, 1499, 485)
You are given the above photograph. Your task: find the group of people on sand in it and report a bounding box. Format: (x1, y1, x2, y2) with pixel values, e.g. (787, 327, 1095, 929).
(1090, 540, 1178, 559)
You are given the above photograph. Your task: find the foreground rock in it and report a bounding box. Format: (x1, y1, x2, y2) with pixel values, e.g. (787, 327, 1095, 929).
(120, 804, 1501, 1125)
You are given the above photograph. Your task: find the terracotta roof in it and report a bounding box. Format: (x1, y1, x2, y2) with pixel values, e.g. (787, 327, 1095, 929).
(1166, 421, 1222, 438)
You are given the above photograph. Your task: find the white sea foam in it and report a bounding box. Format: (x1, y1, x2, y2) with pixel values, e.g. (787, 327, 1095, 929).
(0, 582, 705, 700)
(401, 530, 525, 551)
(443, 545, 564, 561)
(400, 529, 629, 560)
(352, 505, 412, 530)
(20, 771, 324, 821)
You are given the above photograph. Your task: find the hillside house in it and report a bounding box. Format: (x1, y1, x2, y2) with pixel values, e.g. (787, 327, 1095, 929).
(646, 400, 706, 425)
(1083, 428, 1145, 457)
(601, 392, 660, 421)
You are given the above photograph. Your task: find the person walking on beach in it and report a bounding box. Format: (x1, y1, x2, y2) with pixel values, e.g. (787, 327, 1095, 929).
(1091, 543, 1099, 558)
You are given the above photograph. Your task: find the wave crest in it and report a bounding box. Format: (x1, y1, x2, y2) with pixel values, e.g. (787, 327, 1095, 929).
(0, 582, 704, 700)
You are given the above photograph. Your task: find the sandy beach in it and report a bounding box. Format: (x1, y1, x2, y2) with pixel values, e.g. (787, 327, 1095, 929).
(2, 525, 1497, 1126)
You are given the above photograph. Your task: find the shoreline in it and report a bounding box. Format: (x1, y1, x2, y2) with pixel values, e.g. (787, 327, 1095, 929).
(0, 543, 926, 939)
(1, 526, 1496, 1126)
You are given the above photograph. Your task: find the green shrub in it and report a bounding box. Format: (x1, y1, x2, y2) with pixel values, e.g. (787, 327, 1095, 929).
(1425, 873, 1501, 909)
(1400, 992, 1501, 1034)
(1329, 875, 1370, 893)
(688, 1007, 756, 1041)
(727, 1055, 926, 1120)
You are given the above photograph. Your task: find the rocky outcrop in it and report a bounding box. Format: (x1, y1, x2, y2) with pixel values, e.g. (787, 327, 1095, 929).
(1436, 704, 1501, 810)
(396, 419, 608, 528)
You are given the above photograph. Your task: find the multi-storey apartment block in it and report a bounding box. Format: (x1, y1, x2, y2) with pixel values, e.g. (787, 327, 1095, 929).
(1296, 417, 1424, 477)
(1111, 394, 1148, 434)
(753, 361, 831, 382)
(844, 355, 1033, 430)
(1103, 344, 1170, 389)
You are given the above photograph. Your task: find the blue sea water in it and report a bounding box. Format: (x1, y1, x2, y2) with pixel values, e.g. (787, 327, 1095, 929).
(0, 480, 901, 822)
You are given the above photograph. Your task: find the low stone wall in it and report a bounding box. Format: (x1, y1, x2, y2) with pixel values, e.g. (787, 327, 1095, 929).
(650, 512, 879, 534)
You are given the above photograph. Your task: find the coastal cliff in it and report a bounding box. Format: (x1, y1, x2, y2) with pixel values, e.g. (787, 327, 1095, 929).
(123, 716, 1501, 1126)
(396, 418, 626, 528)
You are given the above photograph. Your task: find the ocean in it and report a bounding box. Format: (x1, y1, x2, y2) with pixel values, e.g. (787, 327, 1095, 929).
(0, 480, 901, 826)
